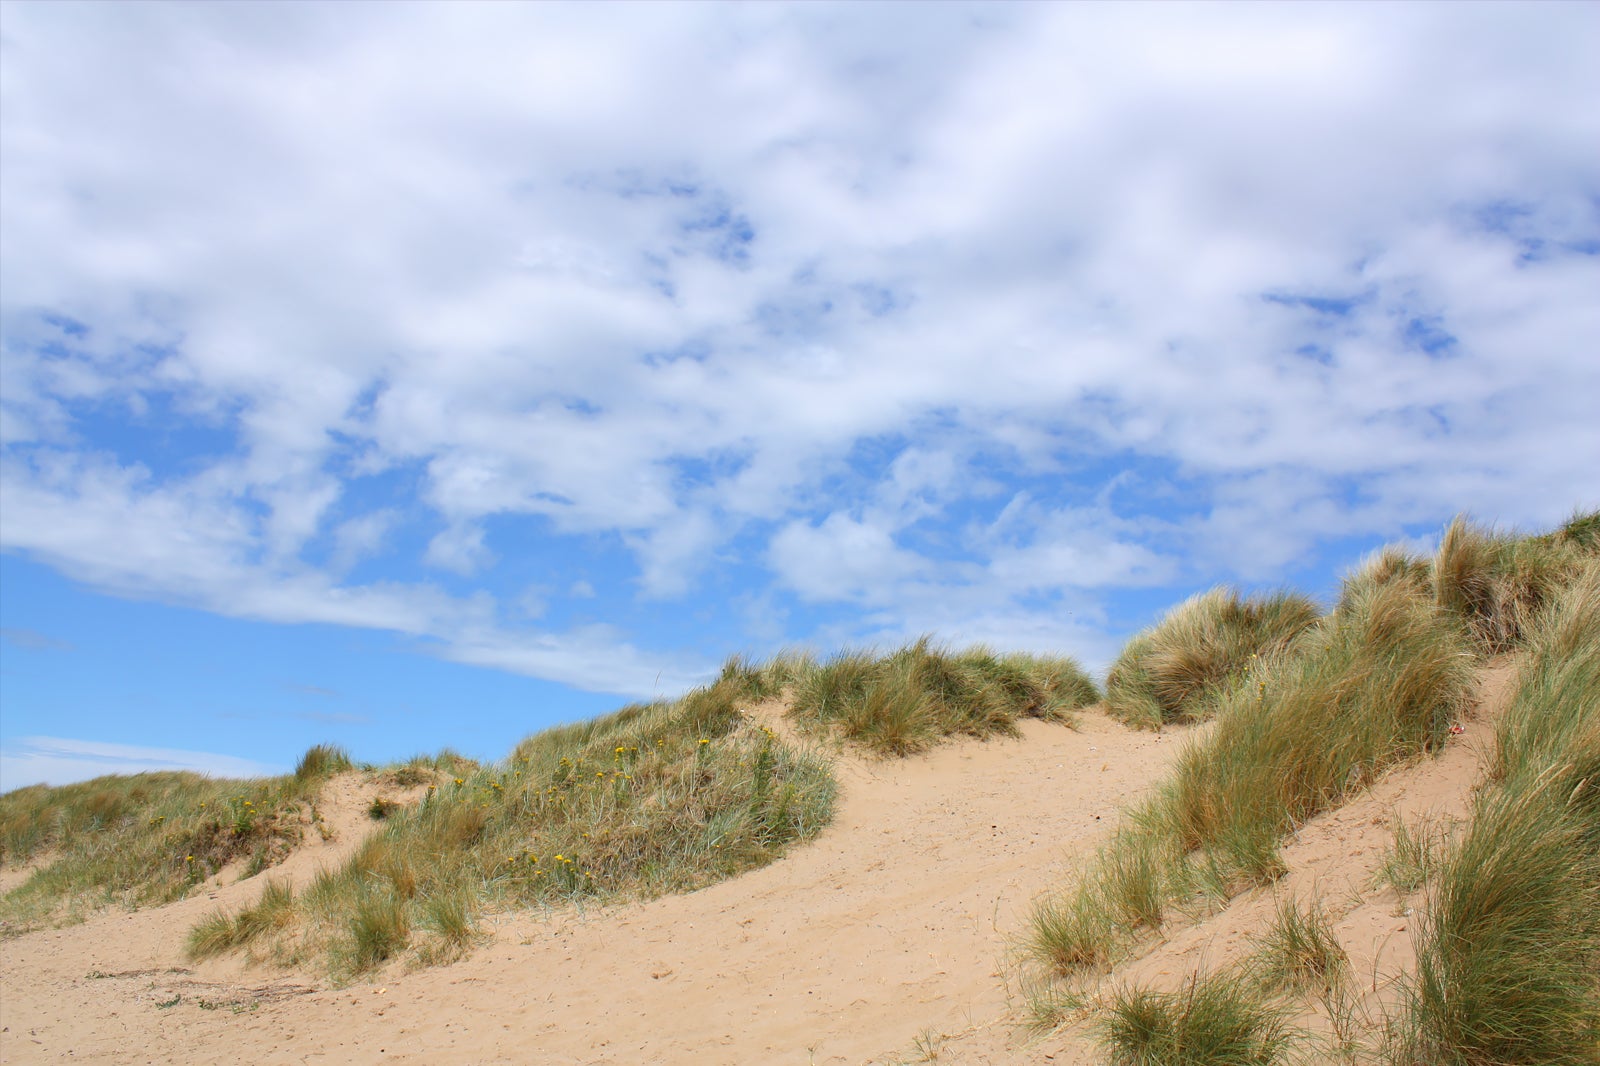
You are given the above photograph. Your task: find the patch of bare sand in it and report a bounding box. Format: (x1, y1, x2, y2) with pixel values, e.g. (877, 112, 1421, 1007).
(0, 713, 1185, 1065)
(922, 660, 1520, 1065)
(0, 770, 427, 1064)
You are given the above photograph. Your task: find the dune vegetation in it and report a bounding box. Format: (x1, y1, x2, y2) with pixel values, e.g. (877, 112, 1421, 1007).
(1024, 509, 1600, 1064)
(0, 745, 355, 932)
(1103, 587, 1321, 730)
(2, 509, 1596, 1059)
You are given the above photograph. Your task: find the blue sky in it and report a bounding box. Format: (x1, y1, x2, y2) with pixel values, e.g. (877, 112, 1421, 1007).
(2, 2, 1597, 790)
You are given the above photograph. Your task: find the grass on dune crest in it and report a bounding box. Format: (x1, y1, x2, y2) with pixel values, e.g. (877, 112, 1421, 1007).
(0, 745, 356, 933)
(1394, 561, 1600, 1065)
(1153, 575, 1473, 879)
(188, 663, 836, 977)
(1027, 557, 1474, 1005)
(1433, 512, 1596, 654)
(787, 637, 1099, 755)
(1104, 588, 1321, 730)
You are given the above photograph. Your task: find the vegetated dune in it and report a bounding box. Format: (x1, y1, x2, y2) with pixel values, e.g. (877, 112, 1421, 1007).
(0, 667, 1510, 1065)
(1, 705, 1184, 1065)
(2, 510, 1594, 1065)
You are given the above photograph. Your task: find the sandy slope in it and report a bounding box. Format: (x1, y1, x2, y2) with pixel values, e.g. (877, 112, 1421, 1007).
(0, 666, 1510, 1066)
(0, 713, 1183, 1065)
(919, 661, 1517, 1065)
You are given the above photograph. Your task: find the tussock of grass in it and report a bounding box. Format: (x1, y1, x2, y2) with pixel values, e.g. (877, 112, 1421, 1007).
(789, 637, 1098, 755)
(1335, 545, 1432, 614)
(189, 664, 836, 975)
(1104, 588, 1320, 730)
(1433, 514, 1592, 654)
(1397, 563, 1600, 1064)
(1248, 893, 1348, 996)
(0, 745, 352, 932)
(187, 878, 296, 958)
(1372, 814, 1453, 896)
(1154, 577, 1472, 880)
(1100, 969, 1296, 1066)
(293, 744, 353, 781)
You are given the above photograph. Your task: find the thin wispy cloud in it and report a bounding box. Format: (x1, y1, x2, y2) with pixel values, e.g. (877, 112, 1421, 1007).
(1, 3, 1596, 783)
(0, 737, 282, 792)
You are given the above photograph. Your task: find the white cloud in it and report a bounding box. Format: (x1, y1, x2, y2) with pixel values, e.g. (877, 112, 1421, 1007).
(1, 2, 1596, 695)
(0, 737, 282, 792)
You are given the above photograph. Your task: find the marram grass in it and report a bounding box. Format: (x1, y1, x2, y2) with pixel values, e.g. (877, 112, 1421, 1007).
(1104, 587, 1320, 730)
(789, 637, 1098, 755)
(0, 745, 353, 933)
(1396, 561, 1600, 1065)
(189, 665, 837, 976)
(1100, 969, 1296, 1066)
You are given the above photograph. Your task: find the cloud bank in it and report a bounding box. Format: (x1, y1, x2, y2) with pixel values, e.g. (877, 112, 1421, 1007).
(2, 2, 1596, 695)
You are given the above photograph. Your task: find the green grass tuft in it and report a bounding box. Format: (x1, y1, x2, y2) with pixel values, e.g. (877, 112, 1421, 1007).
(1100, 969, 1296, 1066)
(293, 744, 353, 781)
(1396, 561, 1600, 1064)
(1248, 893, 1348, 996)
(1104, 588, 1320, 729)
(789, 637, 1098, 755)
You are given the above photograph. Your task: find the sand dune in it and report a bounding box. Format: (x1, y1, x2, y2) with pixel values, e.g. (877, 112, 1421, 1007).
(0, 668, 1509, 1065)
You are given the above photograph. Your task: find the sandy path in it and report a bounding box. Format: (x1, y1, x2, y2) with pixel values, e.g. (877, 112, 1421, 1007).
(0, 713, 1185, 1066)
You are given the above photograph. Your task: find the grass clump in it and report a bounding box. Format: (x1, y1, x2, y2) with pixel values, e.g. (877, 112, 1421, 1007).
(789, 637, 1098, 755)
(189, 661, 837, 975)
(0, 743, 352, 932)
(1396, 562, 1600, 1064)
(293, 744, 352, 781)
(1433, 514, 1593, 654)
(1372, 814, 1453, 896)
(187, 878, 296, 958)
(1104, 588, 1320, 729)
(1153, 576, 1472, 885)
(1248, 893, 1348, 997)
(1100, 969, 1296, 1066)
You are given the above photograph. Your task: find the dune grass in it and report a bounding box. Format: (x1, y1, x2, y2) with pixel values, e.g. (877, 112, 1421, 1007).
(1100, 969, 1297, 1066)
(1027, 553, 1473, 994)
(1433, 513, 1594, 654)
(1394, 562, 1600, 1065)
(1247, 893, 1348, 998)
(1371, 813, 1454, 897)
(0, 745, 354, 933)
(788, 637, 1099, 755)
(1104, 588, 1321, 730)
(1153, 577, 1472, 879)
(188, 665, 836, 976)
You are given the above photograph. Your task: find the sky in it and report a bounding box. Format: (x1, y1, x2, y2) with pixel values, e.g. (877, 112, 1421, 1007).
(2, 1, 1597, 791)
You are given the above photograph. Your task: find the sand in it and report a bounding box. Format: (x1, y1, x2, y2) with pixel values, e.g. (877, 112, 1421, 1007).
(0, 668, 1511, 1065)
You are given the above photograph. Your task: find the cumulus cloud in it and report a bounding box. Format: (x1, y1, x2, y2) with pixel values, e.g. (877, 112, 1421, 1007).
(1, 2, 1596, 694)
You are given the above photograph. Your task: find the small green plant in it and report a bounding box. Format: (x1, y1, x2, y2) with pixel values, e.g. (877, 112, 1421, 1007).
(1100, 969, 1296, 1066)
(367, 796, 400, 820)
(342, 886, 411, 973)
(1248, 893, 1348, 996)
(293, 744, 353, 781)
(1372, 815, 1452, 895)
(1028, 880, 1121, 977)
